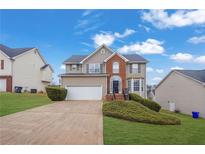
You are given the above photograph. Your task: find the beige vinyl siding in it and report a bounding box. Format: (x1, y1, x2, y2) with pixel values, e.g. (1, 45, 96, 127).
(126, 63, 147, 98)
(12, 49, 52, 92)
(155, 71, 205, 118)
(0, 51, 12, 76)
(61, 76, 107, 98)
(82, 47, 112, 73)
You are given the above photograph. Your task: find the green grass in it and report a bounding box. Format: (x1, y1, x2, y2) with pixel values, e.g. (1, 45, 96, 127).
(103, 101, 180, 125)
(0, 92, 52, 116)
(104, 110, 205, 145)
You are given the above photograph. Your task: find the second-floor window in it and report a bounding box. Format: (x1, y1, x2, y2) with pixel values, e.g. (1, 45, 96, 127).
(1, 60, 4, 70)
(132, 64, 139, 73)
(113, 62, 119, 73)
(71, 64, 77, 71)
(89, 63, 100, 73)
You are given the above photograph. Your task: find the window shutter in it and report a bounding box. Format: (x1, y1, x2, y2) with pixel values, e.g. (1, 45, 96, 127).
(1, 60, 4, 70)
(138, 64, 141, 73)
(130, 64, 132, 73)
(86, 64, 89, 73)
(100, 64, 103, 73)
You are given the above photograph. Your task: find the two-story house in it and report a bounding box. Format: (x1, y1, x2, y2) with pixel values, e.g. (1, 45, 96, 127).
(0, 44, 53, 92)
(60, 44, 148, 100)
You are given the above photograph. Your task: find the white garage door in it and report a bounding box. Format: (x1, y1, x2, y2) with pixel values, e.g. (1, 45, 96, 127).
(0, 79, 6, 92)
(66, 86, 102, 100)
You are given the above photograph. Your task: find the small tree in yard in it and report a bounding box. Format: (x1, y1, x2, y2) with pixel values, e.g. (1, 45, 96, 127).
(46, 86, 67, 101)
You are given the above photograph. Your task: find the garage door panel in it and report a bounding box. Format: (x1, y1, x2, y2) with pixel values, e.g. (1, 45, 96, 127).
(66, 86, 102, 100)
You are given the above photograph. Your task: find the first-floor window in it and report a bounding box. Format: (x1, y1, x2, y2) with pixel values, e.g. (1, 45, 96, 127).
(128, 80, 131, 92)
(133, 79, 140, 91)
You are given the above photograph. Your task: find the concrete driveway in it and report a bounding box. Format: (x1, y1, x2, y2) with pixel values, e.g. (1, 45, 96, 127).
(0, 101, 103, 145)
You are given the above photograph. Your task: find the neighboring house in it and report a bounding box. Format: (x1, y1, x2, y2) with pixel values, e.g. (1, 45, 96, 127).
(155, 69, 205, 118)
(0, 44, 53, 92)
(147, 85, 156, 101)
(59, 44, 148, 100)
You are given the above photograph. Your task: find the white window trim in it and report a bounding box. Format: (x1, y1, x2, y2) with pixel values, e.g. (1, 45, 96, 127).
(132, 64, 139, 73)
(71, 64, 77, 71)
(89, 63, 100, 73)
(113, 62, 119, 74)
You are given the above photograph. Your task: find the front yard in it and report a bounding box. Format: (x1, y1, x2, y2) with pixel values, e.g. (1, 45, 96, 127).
(104, 110, 205, 144)
(0, 92, 52, 116)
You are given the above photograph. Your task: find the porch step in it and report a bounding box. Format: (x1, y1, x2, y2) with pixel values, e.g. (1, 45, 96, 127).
(105, 94, 125, 101)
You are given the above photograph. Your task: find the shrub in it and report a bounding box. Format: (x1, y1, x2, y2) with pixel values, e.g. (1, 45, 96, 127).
(103, 101, 181, 125)
(46, 86, 67, 101)
(129, 93, 161, 112)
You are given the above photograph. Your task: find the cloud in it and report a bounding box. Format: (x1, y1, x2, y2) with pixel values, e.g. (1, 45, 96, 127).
(92, 32, 115, 47)
(141, 10, 205, 29)
(170, 53, 193, 62)
(170, 66, 184, 70)
(194, 56, 205, 64)
(82, 10, 94, 17)
(75, 19, 89, 29)
(138, 24, 151, 32)
(188, 35, 205, 44)
(60, 65, 65, 70)
(147, 67, 154, 72)
(156, 69, 164, 74)
(114, 29, 136, 38)
(92, 29, 136, 47)
(118, 38, 165, 54)
(81, 42, 92, 47)
(152, 77, 162, 82)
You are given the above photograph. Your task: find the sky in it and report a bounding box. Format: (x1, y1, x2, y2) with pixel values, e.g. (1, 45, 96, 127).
(0, 9, 205, 85)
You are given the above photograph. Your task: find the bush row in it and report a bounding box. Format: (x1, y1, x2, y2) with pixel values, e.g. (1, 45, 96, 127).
(129, 93, 161, 112)
(103, 101, 181, 125)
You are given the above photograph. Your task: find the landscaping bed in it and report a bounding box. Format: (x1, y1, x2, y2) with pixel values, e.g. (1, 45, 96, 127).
(103, 101, 181, 125)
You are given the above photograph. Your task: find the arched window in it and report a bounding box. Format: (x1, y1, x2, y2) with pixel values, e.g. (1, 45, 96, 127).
(113, 62, 119, 73)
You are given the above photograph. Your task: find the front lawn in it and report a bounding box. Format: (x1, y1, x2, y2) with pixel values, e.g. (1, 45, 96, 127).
(0, 92, 52, 116)
(104, 110, 205, 144)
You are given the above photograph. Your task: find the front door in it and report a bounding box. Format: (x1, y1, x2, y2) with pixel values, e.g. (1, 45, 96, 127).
(113, 80, 119, 93)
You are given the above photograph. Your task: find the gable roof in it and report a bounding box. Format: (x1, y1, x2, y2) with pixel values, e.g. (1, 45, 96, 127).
(63, 45, 148, 64)
(80, 44, 114, 63)
(0, 44, 34, 58)
(156, 69, 205, 89)
(177, 70, 205, 84)
(104, 52, 129, 62)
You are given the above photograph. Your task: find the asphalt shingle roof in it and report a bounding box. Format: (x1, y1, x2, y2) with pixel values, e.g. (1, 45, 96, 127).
(123, 54, 148, 62)
(177, 70, 205, 83)
(63, 55, 88, 63)
(0, 44, 34, 58)
(64, 53, 148, 63)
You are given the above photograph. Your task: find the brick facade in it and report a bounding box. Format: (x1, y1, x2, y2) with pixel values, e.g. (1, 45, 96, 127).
(105, 54, 126, 94)
(0, 76, 12, 92)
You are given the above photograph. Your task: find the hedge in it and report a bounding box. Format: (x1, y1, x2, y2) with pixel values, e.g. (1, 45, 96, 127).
(103, 101, 181, 125)
(129, 93, 161, 112)
(46, 86, 67, 101)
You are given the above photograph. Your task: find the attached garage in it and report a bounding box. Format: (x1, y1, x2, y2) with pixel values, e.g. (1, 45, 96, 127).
(0, 79, 6, 92)
(61, 75, 107, 100)
(66, 86, 102, 100)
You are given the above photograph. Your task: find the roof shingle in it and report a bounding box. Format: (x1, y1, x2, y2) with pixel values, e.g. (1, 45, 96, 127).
(177, 70, 205, 83)
(0, 44, 34, 58)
